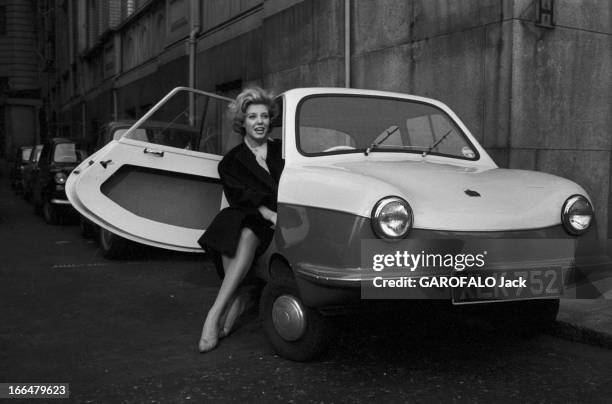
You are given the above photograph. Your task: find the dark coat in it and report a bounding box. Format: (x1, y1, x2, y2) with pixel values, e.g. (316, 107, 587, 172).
(198, 139, 284, 258)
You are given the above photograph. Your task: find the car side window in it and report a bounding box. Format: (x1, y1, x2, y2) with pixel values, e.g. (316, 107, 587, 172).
(268, 97, 283, 141)
(114, 128, 149, 142)
(197, 95, 238, 156)
(124, 90, 233, 156)
(29, 146, 42, 163)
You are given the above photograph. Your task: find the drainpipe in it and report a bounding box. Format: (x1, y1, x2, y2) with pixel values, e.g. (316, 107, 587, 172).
(188, 0, 200, 124)
(112, 88, 118, 121)
(345, 0, 351, 88)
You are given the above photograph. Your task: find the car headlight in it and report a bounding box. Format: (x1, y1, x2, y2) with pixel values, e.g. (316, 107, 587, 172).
(561, 195, 593, 235)
(371, 196, 412, 240)
(54, 172, 67, 184)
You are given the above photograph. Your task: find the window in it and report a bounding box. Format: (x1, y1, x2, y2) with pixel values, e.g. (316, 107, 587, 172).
(126, 0, 135, 17)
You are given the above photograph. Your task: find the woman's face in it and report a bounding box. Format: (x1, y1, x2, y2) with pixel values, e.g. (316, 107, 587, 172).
(243, 104, 270, 144)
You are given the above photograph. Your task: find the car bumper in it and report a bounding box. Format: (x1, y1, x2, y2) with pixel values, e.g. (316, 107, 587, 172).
(49, 188, 73, 206)
(50, 198, 71, 205)
(295, 261, 576, 308)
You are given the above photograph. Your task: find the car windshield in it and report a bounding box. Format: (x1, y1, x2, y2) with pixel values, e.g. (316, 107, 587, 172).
(21, 148, 32, 162)
(113, 128, 149, 141)
(53, 143, 86, 163)
(297, 95, 477, 160)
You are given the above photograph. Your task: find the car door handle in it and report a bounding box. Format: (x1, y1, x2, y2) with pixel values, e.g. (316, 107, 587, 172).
(143, 148, 164, 157)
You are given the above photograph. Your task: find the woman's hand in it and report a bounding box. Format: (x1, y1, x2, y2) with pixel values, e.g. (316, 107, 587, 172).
(258, 206, 277, 227)
(269, 212, 277, 226)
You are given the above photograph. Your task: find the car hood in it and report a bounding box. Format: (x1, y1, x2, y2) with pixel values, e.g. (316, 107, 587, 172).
(282, 159, 590, 231)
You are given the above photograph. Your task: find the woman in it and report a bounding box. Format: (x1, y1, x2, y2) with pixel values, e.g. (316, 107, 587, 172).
(197, 87, 283, 353)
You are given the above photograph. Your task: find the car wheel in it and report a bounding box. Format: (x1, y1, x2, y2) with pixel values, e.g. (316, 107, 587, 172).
(260, 275, 333, 361)
(485, 299, 559, 337)
(43, 201, 60, 224)
(79, 216, 95, 238)
(99, 227, 131, 259)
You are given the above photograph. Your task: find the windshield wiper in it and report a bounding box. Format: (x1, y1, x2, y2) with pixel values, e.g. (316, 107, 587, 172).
(422, 129, 452, 157)
(365, 125, 399, 156)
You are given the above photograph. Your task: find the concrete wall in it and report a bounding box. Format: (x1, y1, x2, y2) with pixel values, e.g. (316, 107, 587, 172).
(504, 0, 611, 239)
(262, 0, 345, 92)
(118, 55, 188, 119)
(5, 104, 36, 149)
(197, 30, 264, 92)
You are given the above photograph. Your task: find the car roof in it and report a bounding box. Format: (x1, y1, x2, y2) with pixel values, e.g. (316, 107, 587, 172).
(281, 87, 448, 106)
(48, 137, 84, 145)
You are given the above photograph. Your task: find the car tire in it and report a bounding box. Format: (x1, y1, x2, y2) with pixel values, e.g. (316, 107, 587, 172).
(99, 227, 131, 259)
(43, 201, 60, 224)
(485, 299, 559, 337)
(260, 274, 333, 361)
(79, 216, 95, 238)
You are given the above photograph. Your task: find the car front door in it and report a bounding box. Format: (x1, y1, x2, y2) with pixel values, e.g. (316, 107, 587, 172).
(66, 88, 235, 252)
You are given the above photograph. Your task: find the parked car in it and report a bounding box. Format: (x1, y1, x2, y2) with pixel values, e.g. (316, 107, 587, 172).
(79, 120, 200, 258)
(22, 144, 44, 201)
(32, 138, 87, 224)
(67, 87, 596, 361)
(9, 146, 33, 192)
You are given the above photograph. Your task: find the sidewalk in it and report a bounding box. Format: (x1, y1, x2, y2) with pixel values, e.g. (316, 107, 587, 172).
(553, 267, 612, 349)
(555, 299, 612, 349)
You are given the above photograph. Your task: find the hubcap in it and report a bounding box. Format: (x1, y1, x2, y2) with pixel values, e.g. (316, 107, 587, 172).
(271, 294, 306, 341)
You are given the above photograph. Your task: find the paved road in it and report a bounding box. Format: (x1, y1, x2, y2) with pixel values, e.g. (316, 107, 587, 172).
(1, 180, 612, 403)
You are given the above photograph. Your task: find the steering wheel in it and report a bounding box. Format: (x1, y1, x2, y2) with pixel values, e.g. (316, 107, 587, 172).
(323, 145, 356, 152)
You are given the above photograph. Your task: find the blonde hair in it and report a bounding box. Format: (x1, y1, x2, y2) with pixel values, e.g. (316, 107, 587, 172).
(228, 86, 276, 136)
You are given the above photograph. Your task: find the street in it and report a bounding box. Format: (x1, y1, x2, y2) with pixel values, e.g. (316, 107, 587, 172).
(1, 178, 612, 403)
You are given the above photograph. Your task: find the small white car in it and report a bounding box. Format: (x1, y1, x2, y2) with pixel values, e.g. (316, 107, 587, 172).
(67, 87, 595, 361)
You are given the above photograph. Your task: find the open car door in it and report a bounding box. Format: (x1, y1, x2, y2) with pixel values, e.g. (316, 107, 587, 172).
(66, 87, 240, 252)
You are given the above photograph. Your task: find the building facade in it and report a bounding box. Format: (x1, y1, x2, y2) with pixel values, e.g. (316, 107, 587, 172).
(40, 0, 611, 239)
(0, 0, 41, 157)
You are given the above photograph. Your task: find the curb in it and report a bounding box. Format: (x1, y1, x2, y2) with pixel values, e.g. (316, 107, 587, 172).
(547, 320, 612, 350)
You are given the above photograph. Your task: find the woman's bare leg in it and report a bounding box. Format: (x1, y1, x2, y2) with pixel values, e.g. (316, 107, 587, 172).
(199, 228, 259, 352)
(219, 287, 257, 338)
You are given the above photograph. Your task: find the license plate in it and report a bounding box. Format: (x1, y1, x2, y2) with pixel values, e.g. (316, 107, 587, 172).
(452, 267, 563, 304)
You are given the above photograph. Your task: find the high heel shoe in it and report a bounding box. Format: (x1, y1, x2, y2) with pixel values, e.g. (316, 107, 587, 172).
(218, 327, 231, 339)
(198, 335, 218, 353)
